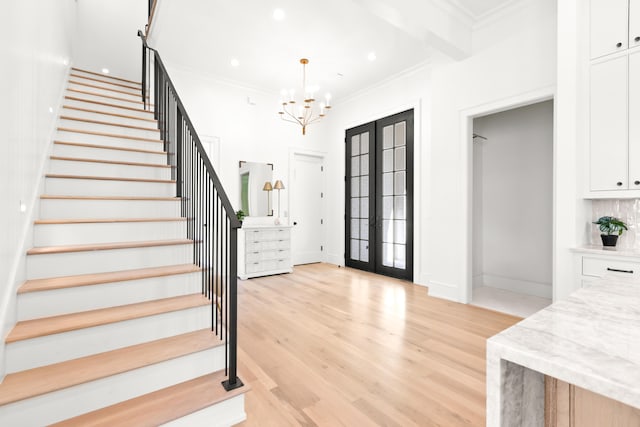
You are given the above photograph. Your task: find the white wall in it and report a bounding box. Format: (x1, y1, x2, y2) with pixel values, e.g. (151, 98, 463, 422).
(74, 0, 147, 81)
(472, 101, 554, 298)
(0, 0, 76, 378)
(427, 0, 557, 301)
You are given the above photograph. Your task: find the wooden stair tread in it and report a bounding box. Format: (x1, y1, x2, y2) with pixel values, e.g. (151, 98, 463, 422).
(68, 80, 144, 98)
(60, 116, 159, 132)
(27, 238, 192, 256)
(51, 370, 247, 427)
(57, 127, 162, 143)
(6, 294, 209, 343)
(41, 194, 180, 201)
(64, 96, 153, 114)
(45, 173, 174, 183)
(62, 105, 157, 123)
(0, 329, 221, 406)
(19, 264, 200, 294)
(71, 67, 142, 86)
(67, 88, 148, 105)
(54, 140, 165, 155)
(69, 74, 140, 91)
(50, 155, 170, 168)
(35, 217, 186, 225)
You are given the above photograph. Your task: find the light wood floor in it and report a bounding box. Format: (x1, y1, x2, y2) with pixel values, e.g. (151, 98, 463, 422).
(236, 263, 521, 427)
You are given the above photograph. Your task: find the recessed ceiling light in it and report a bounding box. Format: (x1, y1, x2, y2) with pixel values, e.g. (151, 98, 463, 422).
(230, 58, 240, 67)
(367, 52, 377, 61)
(101, 68, 110, 74)
(273, 8, 285, 21)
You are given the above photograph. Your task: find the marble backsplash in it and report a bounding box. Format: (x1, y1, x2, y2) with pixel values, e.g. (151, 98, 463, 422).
(591, 199, 640, 249)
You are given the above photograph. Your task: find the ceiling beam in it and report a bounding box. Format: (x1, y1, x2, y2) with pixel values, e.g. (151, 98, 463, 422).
(352, 0, 472, 60)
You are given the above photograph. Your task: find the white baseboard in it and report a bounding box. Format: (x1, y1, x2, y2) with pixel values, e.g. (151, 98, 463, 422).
(325, 253, 344, 267)
(424, 280, 461, 302)
(481, 274, 552, 299)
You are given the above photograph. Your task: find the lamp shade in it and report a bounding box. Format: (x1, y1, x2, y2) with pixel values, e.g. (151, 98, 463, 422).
(274, 180, 285, 190)
(263, 181, 273, 191)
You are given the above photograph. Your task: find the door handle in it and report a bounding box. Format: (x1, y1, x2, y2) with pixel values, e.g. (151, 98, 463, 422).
(293, 221, 298, 226)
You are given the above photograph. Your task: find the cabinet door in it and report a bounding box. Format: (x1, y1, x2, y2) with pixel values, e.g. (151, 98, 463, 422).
(590, 56, 628, 191)
(631, 0, 640, 49)
(590, 0, 629, 59)
(630, 51, 640, 188)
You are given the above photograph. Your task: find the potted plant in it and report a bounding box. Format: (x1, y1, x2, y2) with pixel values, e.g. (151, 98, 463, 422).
(593, 216, 628, 247)
(236, 210, 246, 222)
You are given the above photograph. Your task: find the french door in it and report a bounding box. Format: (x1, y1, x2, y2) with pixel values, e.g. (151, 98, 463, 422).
(345, 109, 414, 281)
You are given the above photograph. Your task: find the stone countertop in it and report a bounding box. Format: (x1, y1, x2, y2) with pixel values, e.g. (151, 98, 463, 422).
(572, 245, 640, 259)
(487, 277, 640, 413)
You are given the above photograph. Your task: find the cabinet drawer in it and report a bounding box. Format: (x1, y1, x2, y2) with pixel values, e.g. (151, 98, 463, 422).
(246, 249, 290, 263)
(582, 256, 640, 278)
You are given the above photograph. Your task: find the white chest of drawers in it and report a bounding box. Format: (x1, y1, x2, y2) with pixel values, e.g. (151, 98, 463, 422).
(238, 225, 293, 279)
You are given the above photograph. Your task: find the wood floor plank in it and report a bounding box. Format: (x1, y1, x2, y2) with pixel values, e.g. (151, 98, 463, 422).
(0, 329, 221, 406)
(235, 263, 520, 427)
(6, 294, 208, 343)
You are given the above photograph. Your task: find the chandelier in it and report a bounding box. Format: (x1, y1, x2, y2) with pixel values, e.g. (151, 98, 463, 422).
(278, 58, 331, 135)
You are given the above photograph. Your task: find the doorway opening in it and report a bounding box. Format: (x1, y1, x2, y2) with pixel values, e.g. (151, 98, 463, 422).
(470, 100, 553, 317)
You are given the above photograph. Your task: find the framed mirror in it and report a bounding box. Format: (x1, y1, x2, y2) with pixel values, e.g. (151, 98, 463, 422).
(239, 161, 274, 217)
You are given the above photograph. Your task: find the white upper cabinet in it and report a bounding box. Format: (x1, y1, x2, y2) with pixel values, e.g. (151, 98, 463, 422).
(629, 50, 640, 189)
(631, 0, 640, 49)
(590, 0, 629, 59)
(589, 55, 628, 191)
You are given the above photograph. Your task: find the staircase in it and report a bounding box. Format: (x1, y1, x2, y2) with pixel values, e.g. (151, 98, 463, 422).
(0, 68, 247, 426)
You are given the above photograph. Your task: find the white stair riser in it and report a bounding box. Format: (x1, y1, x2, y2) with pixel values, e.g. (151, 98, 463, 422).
(59, 118, 160, 140)
(34, 220, 186, 246)
(6, 304, 213, 373)
(68, 76, 141, 95)
(49, 158, 171, 180)
(52, 142, 166, 164)
(17, 271, 201, 320)
(63, 98, 154, 119)
(67, 89, 146, 108)
(68, 82, 142, 102)
(45, 176, 174, 197)
(61, 107, 157, 128)
(70, 70, 141, 87)
(163, 394, 246, 427)
(56, 129, 163, 152)
(0, 346, 224, 425)
(27, 243, 193, 279)
(40, 198, 181, 219)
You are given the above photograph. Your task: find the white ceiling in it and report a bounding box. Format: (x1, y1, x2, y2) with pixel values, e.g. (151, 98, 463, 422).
(149, 0, 514, 100)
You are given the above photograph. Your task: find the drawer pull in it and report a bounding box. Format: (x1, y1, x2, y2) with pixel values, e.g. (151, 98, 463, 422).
(607, 267, 634, 274)
(253, 262, 260, 265)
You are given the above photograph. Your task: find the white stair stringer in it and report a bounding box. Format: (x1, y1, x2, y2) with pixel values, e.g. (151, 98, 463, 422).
(27, 241, 193, 279)
(17, 268, 201, 320)
(6, 302, 210, 373)
(0, 345, 224, 426)
(40, 196, 181, 219)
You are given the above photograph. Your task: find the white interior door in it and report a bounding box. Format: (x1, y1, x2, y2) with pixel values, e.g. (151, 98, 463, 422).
(291, 153, 324, 265)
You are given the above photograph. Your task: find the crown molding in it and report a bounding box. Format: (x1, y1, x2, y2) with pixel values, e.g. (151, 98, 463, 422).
(473, 0, 535, 31)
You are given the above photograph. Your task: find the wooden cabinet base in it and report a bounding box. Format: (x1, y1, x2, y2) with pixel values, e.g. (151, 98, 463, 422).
(545, 376, 640, 427)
